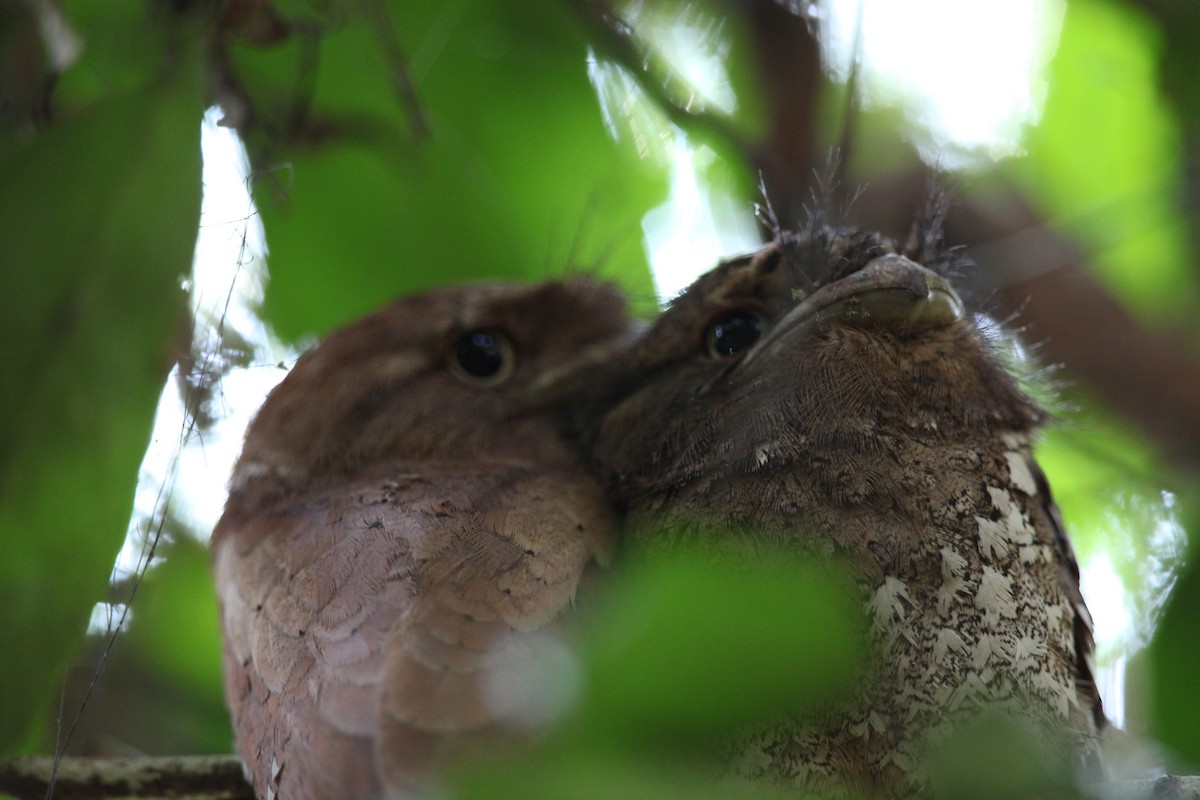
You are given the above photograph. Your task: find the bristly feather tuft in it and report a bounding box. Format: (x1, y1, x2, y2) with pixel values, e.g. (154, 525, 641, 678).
(903, 176, 954, 265)
(754, 172, 783, 240)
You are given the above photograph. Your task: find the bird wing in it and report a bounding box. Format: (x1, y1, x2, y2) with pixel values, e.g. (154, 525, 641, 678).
(1026, 456, 1108, 774)
(212, 466, 616, 800)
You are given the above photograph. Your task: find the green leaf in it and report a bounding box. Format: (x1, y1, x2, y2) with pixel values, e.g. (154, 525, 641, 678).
(79, 535, 232, 754)
(0, 51, 202, 751)
(229, 0, 665, 340)
(923, 711, 1080, 800)
(1015, 0, 1197, 319)
(449, 544, 866, 800)
(1148, 500, 1200, 770)
(576, 545, 867, 746)
(451, 748, 776, 800)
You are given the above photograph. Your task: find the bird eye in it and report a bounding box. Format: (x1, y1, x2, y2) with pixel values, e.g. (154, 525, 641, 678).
(706, 311, 764, 358)
(450, 329, 515, 385)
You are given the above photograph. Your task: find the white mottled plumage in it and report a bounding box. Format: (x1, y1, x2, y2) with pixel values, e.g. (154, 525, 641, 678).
(585, 227, 1105, 796)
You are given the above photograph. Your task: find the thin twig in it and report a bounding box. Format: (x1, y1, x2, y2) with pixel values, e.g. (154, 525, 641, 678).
(562, 0, 755, 158)
(359, 0, 431, 140)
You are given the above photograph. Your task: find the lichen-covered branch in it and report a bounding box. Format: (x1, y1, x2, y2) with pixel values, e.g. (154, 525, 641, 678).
(0, 755, 254, 800)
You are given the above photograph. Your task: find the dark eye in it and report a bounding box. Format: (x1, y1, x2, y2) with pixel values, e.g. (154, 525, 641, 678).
(706, 311, 764, 358)
(450, 329, 515, 384)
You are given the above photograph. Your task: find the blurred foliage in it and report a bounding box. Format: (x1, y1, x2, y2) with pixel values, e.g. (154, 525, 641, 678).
(1149, 500, 1200, 770)
(52, 534, 233, 756)
(0, 5, 202, 753)
(1003, 0, 1200, 766)
(1012, 0, 1198, 319)
(2, 0, 1199, 798)
(922, 712, 1080, 800)
(233, 1, 665, 337)
(449, 547, 866, 800)
(115, 534, 231, 750)
(575, 548, 866, 742)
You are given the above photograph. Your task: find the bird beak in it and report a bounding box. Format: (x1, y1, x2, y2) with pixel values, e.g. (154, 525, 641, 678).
(740, 254, 965, 371)
(517, 322, 648, 414)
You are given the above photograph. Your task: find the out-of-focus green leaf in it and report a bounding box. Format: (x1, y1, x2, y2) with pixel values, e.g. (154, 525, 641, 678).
(55, 2, 170, 110)
(1037, 406, 1160, 552)
(576, 545, 866, 746)
(127, 534, 227, 741)
(1148, 499, 1200, 770)
(0, 45, 202, 751)
(231, 0, 664, 340)
(1152, 0, 1200, 166)
(1015, 0, 1196, 319)
(923, 711, 1080, 800)
(447, 543, 865, 799)
(51, 534, 233, 755)
(97, 534, 231, 754)
(451, 748, 779, 800)
(1036, 400, 1188, 666)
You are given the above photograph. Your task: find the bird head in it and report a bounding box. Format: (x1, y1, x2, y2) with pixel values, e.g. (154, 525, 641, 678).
(227, 278, 631, 504)
(585, 225, 1047, 511)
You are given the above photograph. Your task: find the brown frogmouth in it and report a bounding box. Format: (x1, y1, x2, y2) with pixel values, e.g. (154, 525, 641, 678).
(581, 218, 1106, 796)
(211, 280, 629, 800)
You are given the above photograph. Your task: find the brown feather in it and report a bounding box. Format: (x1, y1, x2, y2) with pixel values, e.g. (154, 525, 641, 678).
(581, 229, 1105, 796)
(212, 280, 629, 800)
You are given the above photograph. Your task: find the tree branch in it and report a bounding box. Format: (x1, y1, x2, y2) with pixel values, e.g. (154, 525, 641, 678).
(561, 0, 756, 156)
(0, 755, 254, 800)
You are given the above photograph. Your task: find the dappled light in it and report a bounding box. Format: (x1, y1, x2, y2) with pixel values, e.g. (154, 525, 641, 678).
(821, 0, 1065, 166)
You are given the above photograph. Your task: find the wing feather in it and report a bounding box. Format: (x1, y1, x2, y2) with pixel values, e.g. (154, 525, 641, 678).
(214, 466, 615, 799)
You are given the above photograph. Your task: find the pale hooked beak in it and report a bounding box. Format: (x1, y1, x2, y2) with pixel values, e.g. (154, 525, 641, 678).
(741, 254, 965, 370)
